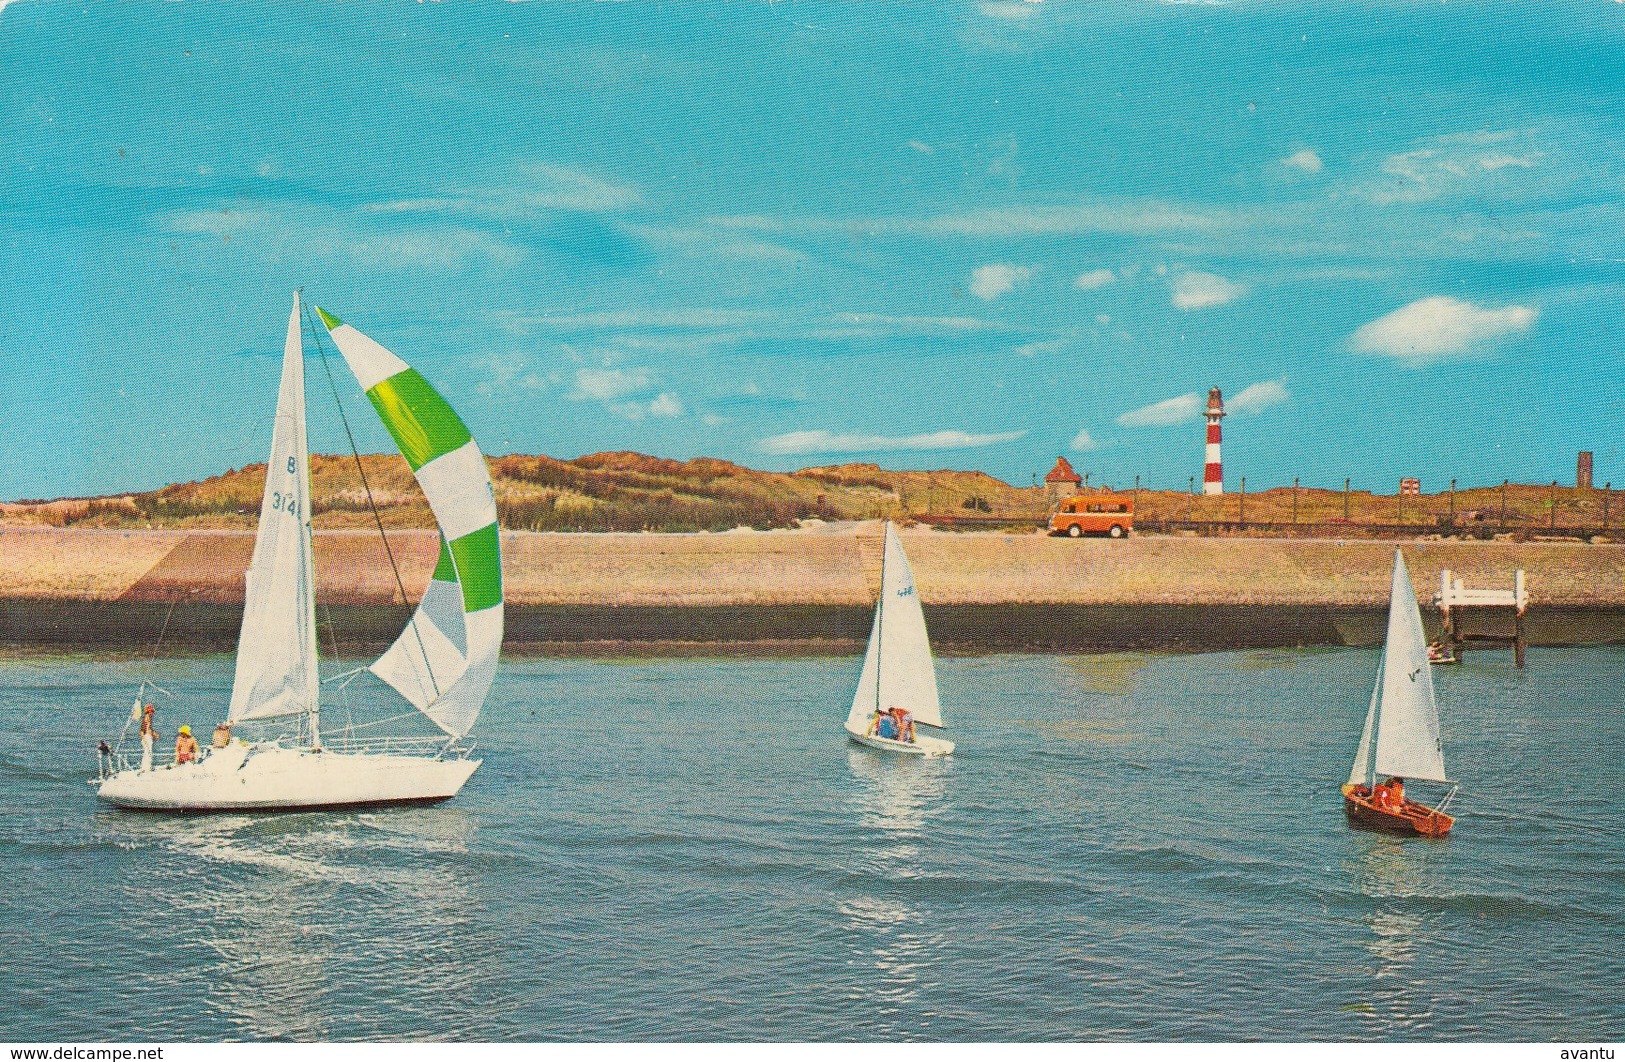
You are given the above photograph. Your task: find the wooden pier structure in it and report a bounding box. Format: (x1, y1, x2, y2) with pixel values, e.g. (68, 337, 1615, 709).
(1435, 567, 1528, 666)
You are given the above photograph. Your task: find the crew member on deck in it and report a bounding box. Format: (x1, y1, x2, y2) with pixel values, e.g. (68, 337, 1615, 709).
(139, 704, 157, 772)
(1375, 775, 1405, 810)
(174, 725, 199, 765)
(875, 710, 898, 741)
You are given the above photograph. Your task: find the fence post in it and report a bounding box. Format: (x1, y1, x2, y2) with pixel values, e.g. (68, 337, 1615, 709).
(1398, 479, 1405, 526)
(1133, 475, 1140, 519)
(1239, 477, 1246, 528)
(1292, 477, 1299, 525)
(1344, 478, 1351, 521)
(1449, 478, 1456, 521)
(1550, 480, 1558, 531)
(1501, 479, 1509, 531)
(1606, 483, 1612, 532)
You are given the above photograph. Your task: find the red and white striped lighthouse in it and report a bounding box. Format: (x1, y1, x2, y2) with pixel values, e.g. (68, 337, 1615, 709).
(1202, 387, 1225, 496)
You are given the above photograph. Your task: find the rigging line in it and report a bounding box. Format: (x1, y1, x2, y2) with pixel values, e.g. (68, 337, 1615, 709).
(149, 598, 176, 668)
(321, 603, 343, 670)
(302, 301, 444, 702)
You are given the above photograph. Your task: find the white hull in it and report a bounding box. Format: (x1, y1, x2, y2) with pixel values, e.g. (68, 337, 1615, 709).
(845, 724, 954, 758)
(95, 743, 479, 812)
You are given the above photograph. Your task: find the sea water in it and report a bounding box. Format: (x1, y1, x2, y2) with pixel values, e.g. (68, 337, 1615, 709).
(1, 648, 1621, 1041)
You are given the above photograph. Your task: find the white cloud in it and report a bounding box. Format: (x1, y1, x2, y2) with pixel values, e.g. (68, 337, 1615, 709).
(473, 352, 551, 396)
(1117, 393, 1203, 428)
(369, 161, 642, 221)
(759, 428, 1027, 455)
(1070, 429, 1100, 451)
(648, 393, 684, 417)
(158, 204, 523, 271)
(1348, 296, 1537, 365)
(1015, 339, 1067, 358)
(1228, 379, 1290, 415)
(969, 263, 1032, 301)
(1362, 132, 1547, 205)
(979, 0, 1041, 19)
(573, 366, 652, 401)
(1283, 149, 1324, 173)
(1073, 268, 1116, 291)
(1170, 271, 1247, 310)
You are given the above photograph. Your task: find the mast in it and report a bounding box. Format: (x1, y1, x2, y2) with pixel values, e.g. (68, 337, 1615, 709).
(298, 299, 319, 749)
(1365, 651, 1383, 790)
(874, 522, 887, 717)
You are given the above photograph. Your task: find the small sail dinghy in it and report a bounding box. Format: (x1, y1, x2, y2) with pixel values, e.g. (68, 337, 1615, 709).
(95, 294, 503, 811)
(1341, 551, 1458, 837)
(844, 522, 954, 758)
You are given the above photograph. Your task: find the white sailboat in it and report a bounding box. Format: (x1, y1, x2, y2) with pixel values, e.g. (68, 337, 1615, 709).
(95, 293, 503, 811)
(1341, 550, 1457, 836)
(844, 522, 954, 757)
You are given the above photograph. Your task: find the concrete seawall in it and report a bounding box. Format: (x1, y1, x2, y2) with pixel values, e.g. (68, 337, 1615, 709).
(3, 526, 1623, 651)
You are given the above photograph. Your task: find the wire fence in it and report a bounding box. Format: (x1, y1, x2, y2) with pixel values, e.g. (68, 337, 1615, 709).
(916, 478, 1624, 540)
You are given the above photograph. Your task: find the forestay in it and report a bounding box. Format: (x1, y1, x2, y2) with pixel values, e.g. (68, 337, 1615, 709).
(228, 294, 320, 723)
(1349, 550, 1448, 786)
(846, 522, 943, 732)
(318, 308, 504, 740)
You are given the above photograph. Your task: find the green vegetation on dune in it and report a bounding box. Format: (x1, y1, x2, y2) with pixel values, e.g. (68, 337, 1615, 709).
(2, 452, 1036, 533)
(3, 452, 1613, 538)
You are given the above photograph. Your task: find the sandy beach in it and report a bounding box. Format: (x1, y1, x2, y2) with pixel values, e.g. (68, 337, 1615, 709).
(3, 524, 1622, 652)
(5, 523, 1624, 606)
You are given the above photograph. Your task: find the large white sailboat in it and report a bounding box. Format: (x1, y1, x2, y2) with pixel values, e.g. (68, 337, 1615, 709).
(95, 294, 504, 811)
(1340, 550, 1457, 837)
(844, 522, 954, 757)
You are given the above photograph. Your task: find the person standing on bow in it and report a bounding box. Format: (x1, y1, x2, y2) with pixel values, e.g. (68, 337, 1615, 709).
(139, 704, 157, 772)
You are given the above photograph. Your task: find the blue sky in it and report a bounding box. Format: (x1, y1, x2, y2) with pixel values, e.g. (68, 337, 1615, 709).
(3, 1, 1623, 500)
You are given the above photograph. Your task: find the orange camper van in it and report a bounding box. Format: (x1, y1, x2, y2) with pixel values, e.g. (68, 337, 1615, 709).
(1049, 492, 1133, 538)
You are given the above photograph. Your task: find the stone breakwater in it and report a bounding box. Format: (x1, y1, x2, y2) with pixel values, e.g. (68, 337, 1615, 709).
(3, 526, 1623, 651)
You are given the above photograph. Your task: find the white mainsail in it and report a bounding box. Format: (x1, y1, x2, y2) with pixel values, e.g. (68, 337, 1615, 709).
(1349, 550, 1448, 786)
(228, 294, 320, 724)
(319, 309, 503, 740)
(846, 522, 943, 733)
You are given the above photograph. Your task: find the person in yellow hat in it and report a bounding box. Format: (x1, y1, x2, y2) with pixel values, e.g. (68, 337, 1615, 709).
(174, 724, 200, 765)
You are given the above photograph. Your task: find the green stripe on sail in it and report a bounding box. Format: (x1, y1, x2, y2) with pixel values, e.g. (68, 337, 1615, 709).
(449, 522, 502, 613)
(365, 369, 473, 471)
(316, 307, 342, 330)
(432, 535, 457, 582)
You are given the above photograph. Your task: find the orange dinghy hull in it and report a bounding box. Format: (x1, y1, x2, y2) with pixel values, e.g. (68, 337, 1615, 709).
(1341, 783, 1454, 837)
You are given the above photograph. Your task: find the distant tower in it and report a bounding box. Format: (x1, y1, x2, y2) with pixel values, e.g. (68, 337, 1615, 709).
(1044, 455, 1083, 506)
(1578, 451, 1594, 489)
(1203, 387, 1226, 496)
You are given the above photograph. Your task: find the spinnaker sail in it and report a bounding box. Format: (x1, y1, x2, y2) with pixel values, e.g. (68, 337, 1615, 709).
(318, 309, 504, 739)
